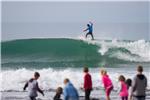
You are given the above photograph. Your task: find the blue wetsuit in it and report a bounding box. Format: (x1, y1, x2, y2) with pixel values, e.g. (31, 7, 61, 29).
(86, 23, 94, 40)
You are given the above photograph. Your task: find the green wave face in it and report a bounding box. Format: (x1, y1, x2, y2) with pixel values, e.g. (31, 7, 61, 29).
(2, 38, 148, 69)
(2, 38, 101, 68)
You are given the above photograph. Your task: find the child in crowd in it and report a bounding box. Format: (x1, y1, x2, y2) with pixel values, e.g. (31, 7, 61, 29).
(63, 78, 79, 100)
(53, 87, 63, 100)
(100, 69, 113, 100)
(131, 65, 147, 100)
(126, 78, 132, 100)
(118, 75, 128, 100)
(23, 72, 44, 100)
(83, 67, 93, 100)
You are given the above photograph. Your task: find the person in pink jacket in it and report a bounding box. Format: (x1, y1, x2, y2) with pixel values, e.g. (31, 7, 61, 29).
(118, 75, 128, 100)
(100, 69, 113, 100)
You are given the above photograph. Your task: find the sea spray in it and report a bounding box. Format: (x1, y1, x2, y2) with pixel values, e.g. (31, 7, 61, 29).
(1, 67, 150, 91)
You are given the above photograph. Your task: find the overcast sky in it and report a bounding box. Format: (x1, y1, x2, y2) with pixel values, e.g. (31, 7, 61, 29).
(2, 1, 150, 40)
(2, 1, 149, 23)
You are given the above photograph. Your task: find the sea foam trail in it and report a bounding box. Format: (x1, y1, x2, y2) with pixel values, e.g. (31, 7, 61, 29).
(1, 67, 150, 91)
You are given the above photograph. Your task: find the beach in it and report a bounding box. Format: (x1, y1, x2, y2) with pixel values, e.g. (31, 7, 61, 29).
(2, 1, 149, 99)
(1, 39, 150, 100)
(1, 65, 150, 100)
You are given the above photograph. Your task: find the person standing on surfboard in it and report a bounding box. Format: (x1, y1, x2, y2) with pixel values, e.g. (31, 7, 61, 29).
(83, 22, 94, 40)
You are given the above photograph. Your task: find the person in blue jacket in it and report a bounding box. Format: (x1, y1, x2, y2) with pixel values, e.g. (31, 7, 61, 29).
(83, 21, 94, 40)
(63, 78, 79, 100)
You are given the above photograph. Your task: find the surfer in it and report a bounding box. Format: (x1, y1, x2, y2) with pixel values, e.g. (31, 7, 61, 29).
(83, 21, 94, 40)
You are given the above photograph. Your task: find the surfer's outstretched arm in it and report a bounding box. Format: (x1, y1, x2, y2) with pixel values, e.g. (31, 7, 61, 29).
(89, 21, 93, 26)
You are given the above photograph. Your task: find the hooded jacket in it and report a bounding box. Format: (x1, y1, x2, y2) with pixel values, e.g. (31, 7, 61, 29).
(63, 82, 79, 100)
(132, 74, 147, 97)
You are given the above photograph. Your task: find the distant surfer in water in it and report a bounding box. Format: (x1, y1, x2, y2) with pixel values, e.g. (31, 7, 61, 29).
(83, 21, 94, 40)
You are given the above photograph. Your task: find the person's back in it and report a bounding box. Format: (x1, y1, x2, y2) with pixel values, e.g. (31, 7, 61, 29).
(102, 75, 113, 89)
(23, 72, 44, 100)
(53, 87, 63, 100)
(54, 93, 61, 100)
(83, 67, 92, 100)
(119, 81, 128, 97)
(100, 69, 113, 100)
(126, 78, 132, 100)
(88, 24, 93, 33)
(63, 79, 79, 100)
(118, 75, 128, 100)
(132, 66, 147, 100)
(132, 74, 147, 96)
(84, 73, 92, 90)
(28, 79, 39, 97)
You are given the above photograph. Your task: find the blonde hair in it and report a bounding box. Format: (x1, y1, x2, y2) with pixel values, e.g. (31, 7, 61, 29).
(100, 69, 107, 75)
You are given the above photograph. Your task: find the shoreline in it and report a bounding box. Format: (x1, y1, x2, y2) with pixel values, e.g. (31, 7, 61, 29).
(1, 66, 150, 100)
(1, 89, 150, 100)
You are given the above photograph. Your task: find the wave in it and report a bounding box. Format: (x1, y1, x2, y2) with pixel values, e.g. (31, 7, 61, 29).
(97, 39, 150, 62)
(1, 67, 150, 91)
(1, 38, 150, 69)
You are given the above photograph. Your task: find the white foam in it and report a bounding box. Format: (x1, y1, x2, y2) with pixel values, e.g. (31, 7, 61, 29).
(94, 39, 149, 62)
(1, 67, 150, 91)
(77, 36, 150, 62)
(77, 35, 96, 45)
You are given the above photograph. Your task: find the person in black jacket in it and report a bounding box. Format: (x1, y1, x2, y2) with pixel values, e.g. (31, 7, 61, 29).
(53, 87, 63, 100)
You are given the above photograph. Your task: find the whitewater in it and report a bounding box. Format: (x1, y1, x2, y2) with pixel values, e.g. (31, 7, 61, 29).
(1, 38, 150, 100)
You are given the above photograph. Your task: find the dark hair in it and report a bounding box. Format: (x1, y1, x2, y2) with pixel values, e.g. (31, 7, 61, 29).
(34, 72, 40, 77)
(119, 75, 126, 82)
(56, 87, 63, 94)
(137, 65, 143, 72)
(83, 67, 89, 72)
(87, 24, 90, 27)
(64, 78, 69, 83)
(126, 78, 132, 89)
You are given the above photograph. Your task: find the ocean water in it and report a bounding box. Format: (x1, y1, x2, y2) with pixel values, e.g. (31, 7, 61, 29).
(1, 38, 150, 92)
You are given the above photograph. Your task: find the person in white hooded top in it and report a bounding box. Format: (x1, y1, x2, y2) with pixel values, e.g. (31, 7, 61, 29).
(23, 72, 44, 100)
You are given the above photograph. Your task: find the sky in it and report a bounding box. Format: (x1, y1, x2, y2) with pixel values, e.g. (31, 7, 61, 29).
(1, 1, 150, 41)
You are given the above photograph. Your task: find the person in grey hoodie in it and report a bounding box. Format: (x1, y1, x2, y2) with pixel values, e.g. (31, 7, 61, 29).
(23, 72, 44, 100)
(131, 66, 147, 100)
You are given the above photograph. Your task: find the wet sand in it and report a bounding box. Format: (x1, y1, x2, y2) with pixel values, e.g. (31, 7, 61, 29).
(1, 89, 150, 100)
